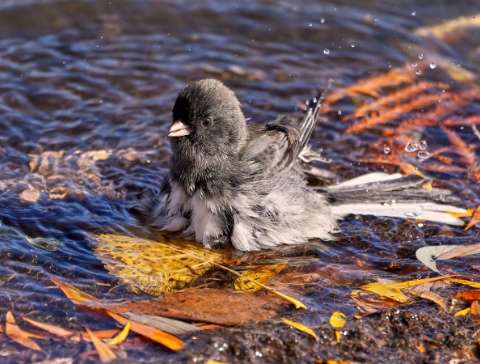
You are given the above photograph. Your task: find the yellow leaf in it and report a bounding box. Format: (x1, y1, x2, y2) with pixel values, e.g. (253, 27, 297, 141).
(86, 328, 117, 363)
(454, 307, 471, 317)
(234, 263, 287, 292)
(329, 311, 346, 329)
(329, 311, 346, 343)
(359, 283, 409, 303)
(107, 322, 130, 346)
(95, 234, 226, 296)
(281, 318, 319, 341)
(449, 278, 480, 289)
(206, 360, 225, 364)
(218, 263, 306, 309)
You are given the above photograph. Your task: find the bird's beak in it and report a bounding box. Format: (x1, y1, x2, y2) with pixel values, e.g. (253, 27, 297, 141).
(168, 120, 191, 138)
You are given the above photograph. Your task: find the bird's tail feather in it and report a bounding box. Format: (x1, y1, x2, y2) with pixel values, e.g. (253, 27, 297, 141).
(327, 172, 468, 226)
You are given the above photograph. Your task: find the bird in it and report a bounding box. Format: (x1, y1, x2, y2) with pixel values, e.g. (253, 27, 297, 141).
(152, 78, 468, 251)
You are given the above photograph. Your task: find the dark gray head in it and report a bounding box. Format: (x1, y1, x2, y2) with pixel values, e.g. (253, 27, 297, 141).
(169, 79, 248, 158)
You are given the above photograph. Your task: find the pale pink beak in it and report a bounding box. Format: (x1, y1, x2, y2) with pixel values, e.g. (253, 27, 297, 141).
(168, 120, 191, 138)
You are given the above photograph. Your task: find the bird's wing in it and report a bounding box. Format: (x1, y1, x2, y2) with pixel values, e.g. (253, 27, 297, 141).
(241, 96, 323, 174)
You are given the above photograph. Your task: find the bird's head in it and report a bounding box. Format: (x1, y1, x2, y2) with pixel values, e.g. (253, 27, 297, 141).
(169, 79, 248, 159)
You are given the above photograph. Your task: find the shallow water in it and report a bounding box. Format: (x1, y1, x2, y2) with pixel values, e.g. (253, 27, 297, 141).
(1, 0, 480, 362)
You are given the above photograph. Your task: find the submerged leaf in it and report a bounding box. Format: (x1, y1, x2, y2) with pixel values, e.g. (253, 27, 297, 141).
(107, 322, 130, 346)
(95, 234, 226, 295)
(107, 312, 184, 351)
(23, 317, 74, 339)
(455, 290, 480, 302)
(86, 328, 117, 363)
(281, 318, 319, 341)
(5, 311, 43, 351)
(234, 263, 287, 292)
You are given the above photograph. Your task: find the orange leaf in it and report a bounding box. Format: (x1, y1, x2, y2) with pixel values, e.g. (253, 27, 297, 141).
(455, 290, 480, 302)
(471, 301, 480, 315)
(107, 312, 183, 351)
(51, 277, 96, 304)
(86, 328, 117, 363)
(23, 317, 74, 339)
(465, 206, 480, 231)
(5, 311, 43, 351)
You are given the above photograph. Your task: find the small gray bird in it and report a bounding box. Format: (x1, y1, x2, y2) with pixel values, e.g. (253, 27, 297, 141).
(152, 79, 467, 251)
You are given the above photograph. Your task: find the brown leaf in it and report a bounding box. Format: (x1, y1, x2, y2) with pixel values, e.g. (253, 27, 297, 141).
(85, 328, 117, 363)
(109, 288, 285, 325)
(23, 317, 74, 339)
(5, 311, 43, 351)
(351, 290, 401, 317)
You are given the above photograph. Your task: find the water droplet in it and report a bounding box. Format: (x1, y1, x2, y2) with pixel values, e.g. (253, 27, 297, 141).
(255, 351, 263, 358)
(429, 62, 437, 69)
(419, 140, 428, 150)
(320, 18, 325, 24)
(417, 222, 424, 228)
(350, 43, 356, 48)
(405, 212, 418, 218)
(308, 22, 313, 27)
(405, 141, 419, 152)
(418, 53, 424, 60)
(337, 110, 342, 115)
(411, 11, 417, 16)
(323, 48, 330, 55)
(383, 146, 391, 154)
(417, 150, 431, 161)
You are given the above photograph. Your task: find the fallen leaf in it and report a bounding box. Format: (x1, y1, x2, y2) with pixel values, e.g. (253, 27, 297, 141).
(107, 322, 130, 346)
(416, 243, 480, 272)
(329, 311, 346, 342)
(415, 13, 480, 39)
(465, 207, 480, 231)
(76, 329, 120, 342)
(351, 290, 401, 317)
(110, 288, 285, 325)
(219, 264, 306, 309)
(455, 290, 480, 301)
(449, 278, 480, 289)
(107, 312, 184, 351)
(86, 328, 117, 363)
(414, 291, 448, 311)
(121, 312, 199, 335)
(95, 234, 226, 295)
(454, 307, 471, 317)
(19, 188, 41, 203)
(5, 311, 43, 351)
(281, 318, 318, 341)
(360, 276, 453, 303)
(471, 301, 480, 315)
(234, 263, 287, 292)
(23, 317, 74, 339)
(51, 277, 96, 304)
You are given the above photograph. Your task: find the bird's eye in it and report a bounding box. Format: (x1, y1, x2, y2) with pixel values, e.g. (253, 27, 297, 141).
(202, 118, 212, 127)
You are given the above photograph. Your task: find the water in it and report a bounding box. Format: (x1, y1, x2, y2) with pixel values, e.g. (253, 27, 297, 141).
(0, 0, 480, 362)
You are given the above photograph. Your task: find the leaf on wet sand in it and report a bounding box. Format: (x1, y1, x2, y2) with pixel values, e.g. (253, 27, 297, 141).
(351, 290, 401, 317)
(234, 263, 287, 292)
(5, 311, 44, 351)
(86, 328, 117, 363)
(281, 318, 318, 341)
(23, 317, 74, 339)
(329, 311, 346, 342)
(95, 234, 226, 296)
